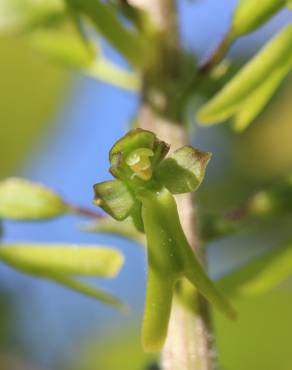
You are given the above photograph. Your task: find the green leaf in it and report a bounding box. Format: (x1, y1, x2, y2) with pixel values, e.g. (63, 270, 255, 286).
(0, 178, 68, 220)
(29, 29, 96, 69)
(287, 0, 292, 8)
(0, 0, 65, 32)
(83, 218, 146, 245)
(0, 244, 124, 277)
(230, 0, 286, 39)
(232, 63, 290, 131)
(0, 243, 125, 310)
(28, 22, 139, 91)
(155, 146, 211, 194)
(86, 57, 140, 92)
(48, 275, 126, 311)
(66, 0, 150, 68)
(93, 180, 135, 221)
(197, 25, 292, 127)
(217, 242, 292, 297)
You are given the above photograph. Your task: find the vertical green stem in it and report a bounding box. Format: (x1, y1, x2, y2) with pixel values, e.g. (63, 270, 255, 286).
(139, 105, 217, 370)
(128, 1, 217, 368)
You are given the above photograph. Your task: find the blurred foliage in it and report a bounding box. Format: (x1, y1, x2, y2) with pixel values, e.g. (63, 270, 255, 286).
(84, 217, 146, 245)
(230, 0, 286, 38)
(214, 292, 292, 370)
(233, 78, 292, 180)
(65, 290, 292, 370)
(197, 25, 292, 130)
(0, 243, 126, 310)
(67, 327, 157, 370)
(217, 241, 292, 297)
(0, 177, 69, 220)
(0, 34, 68, 176)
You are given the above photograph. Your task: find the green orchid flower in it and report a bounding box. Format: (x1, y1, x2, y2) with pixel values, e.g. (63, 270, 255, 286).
(93, 129, 236, 351)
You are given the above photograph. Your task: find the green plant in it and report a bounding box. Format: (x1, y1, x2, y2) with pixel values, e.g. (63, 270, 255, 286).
(0, 1, 292, 369)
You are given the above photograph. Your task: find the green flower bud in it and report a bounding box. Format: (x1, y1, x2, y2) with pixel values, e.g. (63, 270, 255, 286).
(125, 148, 154, 181)
(93, 129, 236, 351)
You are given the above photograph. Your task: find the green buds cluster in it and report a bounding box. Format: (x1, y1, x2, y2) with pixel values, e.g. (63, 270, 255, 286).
(94, 129, 236, 351)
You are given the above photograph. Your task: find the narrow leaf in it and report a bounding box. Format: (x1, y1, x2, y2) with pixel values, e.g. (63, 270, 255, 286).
(83, 218, 146, 245)
(232, 62, 290, 131)
(50, 275, 126, 311)
(0, 178, 68, 220)
(197, 25, 292, 125)
(155, 146, 211, 194)
(30, 29, 96, 68)
(66, 0, 149, 67)
(93, 180, 135, 220)
(0, 244, 124, 277)
(217, 242, 292, 297)
(0, 0, 65, 32)
(30, 26, 139, 91)
(231, 0, 286, 39)
(86, 57, 140, 91)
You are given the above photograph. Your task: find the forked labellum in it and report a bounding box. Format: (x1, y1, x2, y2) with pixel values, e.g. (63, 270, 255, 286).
(93, 129, 236, 351)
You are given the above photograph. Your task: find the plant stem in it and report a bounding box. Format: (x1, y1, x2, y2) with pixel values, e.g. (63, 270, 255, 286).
(70, 205, 105, 219)
(139, 105, 216, 370)
(129, 1, 217, 368)
(199, 31, 233, 74)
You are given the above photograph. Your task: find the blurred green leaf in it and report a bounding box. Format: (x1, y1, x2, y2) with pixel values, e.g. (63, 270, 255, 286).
(155, 146, 211, 194)
(197, 25, 292, 128)
(47, 275, 126, 311)
(0, 244, 124, 277)
(1, 0, 136, 91)
(28, 23, 139, 91)
(83, 218, 146, 245)
(86, 57, 140, 91)
(68, 327, 157, 370)
(0, 0, 65, 32)
(0, 35, 67, 176)
(232, 64, 289, 131)
(93, 180, 135, 221)
(0, 178, 68, 220)
(214, 291, 292, 370)
(66, 0, 150, 67)
(217, 242, 292, 297)
(230, 0, 286, 39)
(0, 243, 125, 309)
(30, 28, 96, 68)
